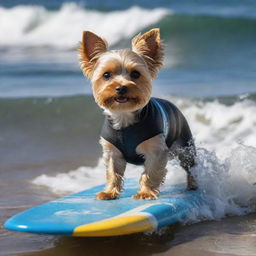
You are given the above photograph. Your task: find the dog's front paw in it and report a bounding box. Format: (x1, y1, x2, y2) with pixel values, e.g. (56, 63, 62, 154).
(132, 191, 158, 200)
(96, 191, 119, 200)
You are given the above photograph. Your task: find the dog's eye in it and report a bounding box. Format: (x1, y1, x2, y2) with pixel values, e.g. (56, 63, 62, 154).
(103, 72, 111, 79)
(130, 70, 140, 79)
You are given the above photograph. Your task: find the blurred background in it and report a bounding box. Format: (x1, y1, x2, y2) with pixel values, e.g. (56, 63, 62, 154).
(1, 0, 256, 97)
(1, 1, 256, 255)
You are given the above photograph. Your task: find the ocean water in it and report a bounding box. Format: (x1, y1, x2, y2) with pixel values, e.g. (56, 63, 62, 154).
(1, 0, 256, 255)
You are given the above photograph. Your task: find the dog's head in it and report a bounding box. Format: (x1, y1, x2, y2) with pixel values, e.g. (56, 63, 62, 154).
(78, 28, 163, 113)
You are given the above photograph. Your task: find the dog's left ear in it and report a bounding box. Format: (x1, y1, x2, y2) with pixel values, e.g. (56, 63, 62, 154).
(132, 28, 163, 78)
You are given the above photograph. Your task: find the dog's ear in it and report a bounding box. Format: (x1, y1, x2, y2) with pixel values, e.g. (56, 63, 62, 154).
(78, 31, 108, 78)
(132, 28, 163, 78)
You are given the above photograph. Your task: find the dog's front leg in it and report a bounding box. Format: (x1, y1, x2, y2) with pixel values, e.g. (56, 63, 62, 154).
(133, 134, 168, 200)
(96, 138, 126, 200)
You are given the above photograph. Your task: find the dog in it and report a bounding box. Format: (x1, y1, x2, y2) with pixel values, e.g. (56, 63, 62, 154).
(78, 28, 197, 200)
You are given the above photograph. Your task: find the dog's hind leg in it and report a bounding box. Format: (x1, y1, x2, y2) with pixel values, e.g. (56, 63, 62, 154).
(174, 120, 197, 190)
(177, 143, 197, 190)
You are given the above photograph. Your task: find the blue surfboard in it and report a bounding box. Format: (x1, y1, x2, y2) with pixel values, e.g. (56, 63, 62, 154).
(4, 179, 204, 237)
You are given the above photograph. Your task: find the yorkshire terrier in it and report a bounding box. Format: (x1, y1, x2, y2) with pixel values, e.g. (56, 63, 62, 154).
(78, 28, 197, 200)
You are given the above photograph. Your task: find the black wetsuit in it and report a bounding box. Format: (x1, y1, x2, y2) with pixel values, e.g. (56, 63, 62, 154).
(101, 97, 193, 165)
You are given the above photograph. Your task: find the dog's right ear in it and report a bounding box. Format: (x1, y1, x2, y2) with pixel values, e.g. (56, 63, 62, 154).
(78, 31, 108, 78)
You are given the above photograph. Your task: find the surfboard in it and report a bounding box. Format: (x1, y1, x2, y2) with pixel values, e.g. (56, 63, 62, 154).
(4, 179, 204, 237)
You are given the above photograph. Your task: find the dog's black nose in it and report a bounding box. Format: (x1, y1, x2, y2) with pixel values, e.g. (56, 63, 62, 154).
(116, 86, 127, 95)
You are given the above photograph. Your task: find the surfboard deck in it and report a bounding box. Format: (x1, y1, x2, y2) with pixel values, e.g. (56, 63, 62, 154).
(4, 179, 204, 237)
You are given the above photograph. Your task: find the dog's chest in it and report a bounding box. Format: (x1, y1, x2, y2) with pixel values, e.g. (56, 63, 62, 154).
(101, 99, 166, 165)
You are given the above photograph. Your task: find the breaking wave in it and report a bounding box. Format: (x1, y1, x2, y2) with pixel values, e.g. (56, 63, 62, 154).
(0, 3, 169, 49)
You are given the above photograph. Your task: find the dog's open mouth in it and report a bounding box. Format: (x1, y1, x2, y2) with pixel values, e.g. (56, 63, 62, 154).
(115, 96, 128, 103)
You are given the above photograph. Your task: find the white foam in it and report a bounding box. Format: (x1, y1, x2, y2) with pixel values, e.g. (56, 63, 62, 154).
(0, 3, 169, 49)
(179, 98, 256, 158)
(33, 97, 256, 222)
(33, 159, 142, 194)
(184, 145, 256, 222)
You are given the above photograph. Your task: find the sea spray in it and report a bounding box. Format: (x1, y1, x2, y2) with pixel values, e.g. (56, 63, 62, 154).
(185, 145, 256, 222)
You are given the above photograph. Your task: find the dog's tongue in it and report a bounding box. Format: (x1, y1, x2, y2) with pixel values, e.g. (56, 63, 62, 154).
(115, 97, 128, 103)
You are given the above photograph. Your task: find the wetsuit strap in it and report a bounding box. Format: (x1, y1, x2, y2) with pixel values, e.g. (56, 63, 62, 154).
(151, 98, 169, 138)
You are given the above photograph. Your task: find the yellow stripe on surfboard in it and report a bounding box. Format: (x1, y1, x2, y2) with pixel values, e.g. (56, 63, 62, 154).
(73, 215, 155, 237)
